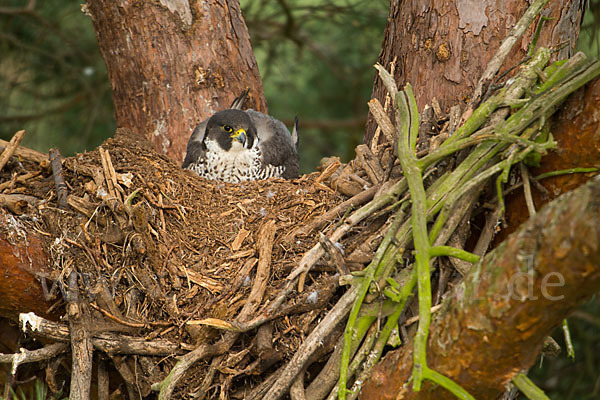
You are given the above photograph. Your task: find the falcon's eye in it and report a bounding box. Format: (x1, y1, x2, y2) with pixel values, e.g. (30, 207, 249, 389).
(222, 125, 233, 133)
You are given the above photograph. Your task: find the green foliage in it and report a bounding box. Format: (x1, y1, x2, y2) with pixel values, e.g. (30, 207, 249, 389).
(0, 0, 114, 156)
(576, 0, 600, 58)
(2, 378, 66, 400)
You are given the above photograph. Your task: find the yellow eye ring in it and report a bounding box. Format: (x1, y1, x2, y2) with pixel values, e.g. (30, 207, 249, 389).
(222, 125, 233, 132)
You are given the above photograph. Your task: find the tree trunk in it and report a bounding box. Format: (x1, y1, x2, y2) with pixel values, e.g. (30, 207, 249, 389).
(364, 0, 586, 147)
(85, 0, 266, 162)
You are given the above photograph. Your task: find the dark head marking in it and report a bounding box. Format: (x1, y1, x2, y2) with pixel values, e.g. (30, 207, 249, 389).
(205, 109, 256, 151)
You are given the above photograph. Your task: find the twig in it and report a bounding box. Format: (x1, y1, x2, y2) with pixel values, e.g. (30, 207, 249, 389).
(0, 342, 67, 366)
(0, 137, 47, 164)
(562, 319, 575, 360)
(469, 0, 550, 107)
(154, 333, 237, 399)
(0, 170, 42, 192)
(319, 232, 349, 275)
(98, 146, 123, 202)
(325, 324, 378, 400)
(394, 84, 437, 392)
(243, 220, 277, 319)
(367, 98, 395, 145)
(0, 130, 25, 171)
(97, 356, 109, 400)
(512, 373, 551, 400)
(66, 271, 94, 400)
(286, 184, 378, 239)
(49, 148, 68, 209)
(473, 205, 503, 257)
(315, 158, 341, 183)
(289, 370, 307, 400)
(356, 144, 385, 185)
(19, 312, 187, 355)
(262, 286, 358, 400)
(520, 163, 537, 216)
(89, 302, 146, 328)
(0, 194, 39, 214)
(109, 354, 138, 400)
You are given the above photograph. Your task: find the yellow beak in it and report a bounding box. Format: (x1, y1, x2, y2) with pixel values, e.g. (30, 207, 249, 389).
(230, 128, 247, 146)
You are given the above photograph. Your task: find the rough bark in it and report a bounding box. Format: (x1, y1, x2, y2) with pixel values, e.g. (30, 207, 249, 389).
(360, 173, 600, 399)
(85, 0, 266, 162)
(364, 0, 586, 147)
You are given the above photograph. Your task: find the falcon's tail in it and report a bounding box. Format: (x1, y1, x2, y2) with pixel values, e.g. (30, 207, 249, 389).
(291, 116, 299, 149)
(230, 89, 249, 109)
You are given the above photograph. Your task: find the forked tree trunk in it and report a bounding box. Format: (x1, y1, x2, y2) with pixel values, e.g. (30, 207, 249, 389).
(364, 0, 586, 147)
(85, 0, 267, 162)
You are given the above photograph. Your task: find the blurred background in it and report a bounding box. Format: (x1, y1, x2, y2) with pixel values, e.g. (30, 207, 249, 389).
(1, 1, 600, 399)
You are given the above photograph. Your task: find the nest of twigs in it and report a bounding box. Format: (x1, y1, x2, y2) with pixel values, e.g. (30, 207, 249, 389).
(0, 124, 409, 398)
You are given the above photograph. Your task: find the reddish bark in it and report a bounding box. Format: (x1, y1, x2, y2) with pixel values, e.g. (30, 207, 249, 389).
(0, 209, 59, 321)
(360, 174, 600, 399)
(365, 0, 585, 147)
(497, 76, 600, 243)
(85, 0, 266, 162)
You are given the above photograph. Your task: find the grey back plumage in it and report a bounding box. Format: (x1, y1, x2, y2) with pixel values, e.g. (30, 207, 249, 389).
(245, 109, 299, 178)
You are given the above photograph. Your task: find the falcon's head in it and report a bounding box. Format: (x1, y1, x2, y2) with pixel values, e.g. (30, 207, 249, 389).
(204, 109, 256, 152)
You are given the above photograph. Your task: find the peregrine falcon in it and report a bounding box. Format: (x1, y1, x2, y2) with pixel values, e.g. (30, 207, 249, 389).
(182, 92, 299, 183)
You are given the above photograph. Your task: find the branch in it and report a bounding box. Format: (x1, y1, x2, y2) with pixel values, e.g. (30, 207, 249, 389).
(361, 175, 600, 399)
(19, 312, 187, 356)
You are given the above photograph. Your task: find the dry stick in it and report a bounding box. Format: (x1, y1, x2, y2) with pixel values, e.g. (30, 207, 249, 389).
(243, 220, 278, 318)
(194, 355, 223, 399)
(469, 0, 550, 107)
(66, 271, 94, 400)
(356, 144, 385, 185)
(473, 205, 504, 257)
(367, 99, 395, 145)
(0, 130, 25, 172)
(0, 193, 39, 214)
(0, 170, 41, 192)
(97, 357, 109, 400)
(287, 184, 378, 239)
(19, 312, 187, 355)
(262, 286, 358, 400)
(98, 146, 122, 202)
(319, 232, 349, 275)
(315, 158, 342, 183)
(0, 342, 67, 366)
(520, 163, 537, 215)
(290, 371, 308, 400)
(0, 137, 47, 165)
(109, 354, 139, 400)
(155, 221, 277, 400)
(49, 148, 68, 209)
